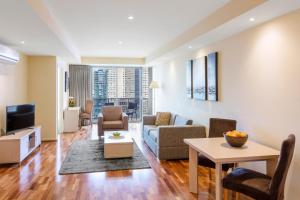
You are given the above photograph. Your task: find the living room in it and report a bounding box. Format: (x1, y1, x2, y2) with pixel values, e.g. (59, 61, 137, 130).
(0, 0, 299, 200)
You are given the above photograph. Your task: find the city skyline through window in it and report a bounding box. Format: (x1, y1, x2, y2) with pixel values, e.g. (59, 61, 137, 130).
(92, 66, 152, 121)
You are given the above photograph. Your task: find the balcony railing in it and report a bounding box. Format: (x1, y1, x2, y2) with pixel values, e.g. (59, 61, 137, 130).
(92, 97, 152, 122)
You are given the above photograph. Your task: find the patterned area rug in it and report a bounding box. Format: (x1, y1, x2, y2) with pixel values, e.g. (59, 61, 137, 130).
(59, 139, 151, 175)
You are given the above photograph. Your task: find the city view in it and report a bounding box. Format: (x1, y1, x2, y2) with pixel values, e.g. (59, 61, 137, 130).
(92, 66, 152, 121)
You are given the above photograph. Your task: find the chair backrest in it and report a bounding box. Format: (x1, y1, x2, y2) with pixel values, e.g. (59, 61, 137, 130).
(102, 106, 122, 121)
(209, 118, 237, 138)
(84, 100, 93, 114)
(128, 102, 137, 110)
(269, 134, 295, 200)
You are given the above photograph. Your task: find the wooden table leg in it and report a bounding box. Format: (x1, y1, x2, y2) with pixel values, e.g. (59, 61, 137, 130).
(189, 146, 198, 194)
(215, 163, 223, 200)
(266, 157, 278, 177)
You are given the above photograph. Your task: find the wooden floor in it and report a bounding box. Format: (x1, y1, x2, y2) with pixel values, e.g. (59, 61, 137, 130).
(0, 123, 250, 200)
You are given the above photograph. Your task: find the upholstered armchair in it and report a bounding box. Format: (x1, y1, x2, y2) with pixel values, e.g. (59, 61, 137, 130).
(79, 99, 93, 127)
(98, 106, 128, 136)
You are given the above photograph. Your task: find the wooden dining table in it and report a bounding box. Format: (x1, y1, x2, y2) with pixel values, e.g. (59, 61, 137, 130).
(184, 137, 280, 200)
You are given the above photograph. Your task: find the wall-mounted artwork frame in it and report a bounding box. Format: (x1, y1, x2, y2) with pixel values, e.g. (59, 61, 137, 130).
(64, 71, 69, 92)
(186, 60, 193, 98)
(207, 52, 218, 101)
(193, 56, 207, 100)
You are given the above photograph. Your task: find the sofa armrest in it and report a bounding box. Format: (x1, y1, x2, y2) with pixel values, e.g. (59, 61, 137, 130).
(143, 115, 156, 126)
(157, 125, 206, 147)
(122, 112, 128, 130)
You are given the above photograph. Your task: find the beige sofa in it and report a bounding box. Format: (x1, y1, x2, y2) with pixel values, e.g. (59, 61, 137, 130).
(143, 113, 206, 160)
(98, 106, 128, 136)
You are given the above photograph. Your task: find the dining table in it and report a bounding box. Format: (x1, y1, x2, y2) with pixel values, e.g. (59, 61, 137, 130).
(184, 137, 280, 200)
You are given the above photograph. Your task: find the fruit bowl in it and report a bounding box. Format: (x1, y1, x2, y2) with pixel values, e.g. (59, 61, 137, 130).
(112, 132, 121, 137)
(224, 131, 248, 147)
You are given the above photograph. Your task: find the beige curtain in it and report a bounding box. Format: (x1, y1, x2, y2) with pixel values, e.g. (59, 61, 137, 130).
(69, 65, 92, 110)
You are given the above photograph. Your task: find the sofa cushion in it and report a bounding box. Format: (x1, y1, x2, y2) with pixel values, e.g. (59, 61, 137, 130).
(149, 130, 158, 143)
(143, 125, 157, 135)
(102, 106, 122, 121)
(174, 115, 193, 125)
(155, 112, 171, 126)
(102, 120, 123, 129)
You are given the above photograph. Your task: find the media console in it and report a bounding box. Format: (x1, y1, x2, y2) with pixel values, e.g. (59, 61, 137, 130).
(0, 126, 41, 166)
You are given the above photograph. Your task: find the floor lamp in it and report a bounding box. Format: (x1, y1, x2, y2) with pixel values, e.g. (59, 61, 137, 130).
(149, 80, 159, 114)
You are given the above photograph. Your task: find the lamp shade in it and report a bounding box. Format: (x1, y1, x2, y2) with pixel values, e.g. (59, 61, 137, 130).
(149, 81, 159, 89)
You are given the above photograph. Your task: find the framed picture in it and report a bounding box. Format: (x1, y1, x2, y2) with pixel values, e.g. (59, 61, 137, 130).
(207, 52, 218, 101)
(193, 56, 207, 100)
(64, 71, 69, 92)
(186, 60, 193, 98)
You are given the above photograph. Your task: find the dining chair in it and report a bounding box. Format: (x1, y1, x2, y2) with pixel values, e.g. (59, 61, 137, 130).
(223, 134, 296, 200)
(79, 99, 93, 127)
(198, 118, 237, 178)
(126, 102, 138, 120)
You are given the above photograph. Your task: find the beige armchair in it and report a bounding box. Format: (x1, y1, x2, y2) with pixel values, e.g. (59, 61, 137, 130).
(98, 106, 128, 136)
(79, 99, 93, 127)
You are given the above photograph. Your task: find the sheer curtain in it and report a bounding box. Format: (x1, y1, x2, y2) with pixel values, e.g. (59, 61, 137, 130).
(69, 65, 92, 110)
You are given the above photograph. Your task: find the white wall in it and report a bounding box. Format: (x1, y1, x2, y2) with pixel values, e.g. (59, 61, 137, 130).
(153, 9, 300, 199)
(0, 53, 28, 132)
(56, 57, 69, 134)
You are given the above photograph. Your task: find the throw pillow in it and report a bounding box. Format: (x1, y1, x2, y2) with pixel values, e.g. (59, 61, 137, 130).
(155, 112, 171, 126)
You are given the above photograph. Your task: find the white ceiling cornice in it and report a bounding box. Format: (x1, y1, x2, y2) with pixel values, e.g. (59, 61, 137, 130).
(27, 0, 81, 63)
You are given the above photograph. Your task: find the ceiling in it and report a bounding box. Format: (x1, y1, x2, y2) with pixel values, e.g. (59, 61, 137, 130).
(0, 0, 228, 61)
(0, 0, 299, 63)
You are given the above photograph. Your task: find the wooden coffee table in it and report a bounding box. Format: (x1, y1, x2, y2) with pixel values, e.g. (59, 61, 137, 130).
(104, 131, 133, 159)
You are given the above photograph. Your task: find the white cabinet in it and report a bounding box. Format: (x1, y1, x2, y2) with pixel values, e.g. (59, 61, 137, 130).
(0, 126, 42, 165)
(63, 107, 80, 132)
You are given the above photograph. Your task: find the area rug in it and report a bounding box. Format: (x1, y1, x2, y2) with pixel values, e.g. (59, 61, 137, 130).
(59, 139, 151, 175)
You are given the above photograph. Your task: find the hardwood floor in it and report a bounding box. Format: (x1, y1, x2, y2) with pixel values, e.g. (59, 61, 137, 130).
(0, 123, 249, 200)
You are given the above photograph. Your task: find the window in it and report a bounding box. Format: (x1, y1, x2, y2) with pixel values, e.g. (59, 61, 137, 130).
(92, 66, 152, 121)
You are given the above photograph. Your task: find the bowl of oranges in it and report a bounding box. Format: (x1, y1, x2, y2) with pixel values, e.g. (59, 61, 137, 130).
(224, 130, 248, 147)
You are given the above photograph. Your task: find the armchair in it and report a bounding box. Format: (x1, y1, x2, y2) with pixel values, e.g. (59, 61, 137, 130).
(98, 106, 128, 136)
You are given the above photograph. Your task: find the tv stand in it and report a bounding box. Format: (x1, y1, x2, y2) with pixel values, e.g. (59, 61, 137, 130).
(0, 126, 41, 166)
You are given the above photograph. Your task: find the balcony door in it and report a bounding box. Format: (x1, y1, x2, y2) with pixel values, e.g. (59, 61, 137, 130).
(92, 66, 152, 122)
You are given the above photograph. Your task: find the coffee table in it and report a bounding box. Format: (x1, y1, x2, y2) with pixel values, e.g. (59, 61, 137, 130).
(104, 131, 133, 159)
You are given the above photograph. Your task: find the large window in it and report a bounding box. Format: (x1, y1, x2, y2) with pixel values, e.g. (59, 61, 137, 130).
(92, 66, 152, 121)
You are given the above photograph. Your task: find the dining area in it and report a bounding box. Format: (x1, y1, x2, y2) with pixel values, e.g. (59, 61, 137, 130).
(184, 118, 295, 200)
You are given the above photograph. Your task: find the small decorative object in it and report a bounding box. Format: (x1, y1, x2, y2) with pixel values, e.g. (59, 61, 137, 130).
(186, 60, 193, 98)
(224, 130, 248, 147)
(68, 97, 76, 107)
(207, 52, 218, 101)
(193, 56, 207, 100)
(112, 132, 121, 137)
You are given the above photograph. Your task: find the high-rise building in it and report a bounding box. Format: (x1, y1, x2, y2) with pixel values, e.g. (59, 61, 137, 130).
(92, 66, 152, 120)
(93, 69, 107, 98)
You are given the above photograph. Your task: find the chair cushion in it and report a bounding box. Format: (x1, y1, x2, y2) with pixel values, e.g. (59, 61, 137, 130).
(80, 112, 91, 119)
(223, 167, 271, 200)
(155, 112, 171, 126)
(149, 130, 158, 143)
(102, 106, 122, 121)
(198, 155, 234, 171)
(174, 115, 193, 125)
(143, 125, 157, 135)
(102, 120, 123, 129)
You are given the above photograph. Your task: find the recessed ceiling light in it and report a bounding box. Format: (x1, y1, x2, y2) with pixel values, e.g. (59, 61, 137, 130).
(118, 41, 123, 45)
(20, 41, 25, 44)
(249, 17, 255, 22)
(128, 15, 134, 20)
(188, 45, 192, 49)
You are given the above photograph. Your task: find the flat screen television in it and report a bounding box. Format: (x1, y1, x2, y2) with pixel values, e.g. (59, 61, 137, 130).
(5, 104, 35, 134)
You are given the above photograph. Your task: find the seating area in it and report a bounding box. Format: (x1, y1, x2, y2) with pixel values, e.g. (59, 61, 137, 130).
(143, 113, 206, 159)
(0, 1, 299, 200)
